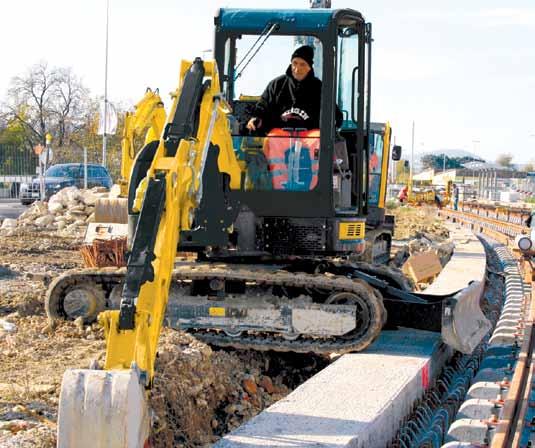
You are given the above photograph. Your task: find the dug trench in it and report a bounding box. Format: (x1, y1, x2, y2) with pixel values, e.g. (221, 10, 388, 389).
(0, 204, 449, 447)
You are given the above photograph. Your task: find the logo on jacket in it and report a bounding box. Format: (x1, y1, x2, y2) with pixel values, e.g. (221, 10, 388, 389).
(281, 107, 310, 122)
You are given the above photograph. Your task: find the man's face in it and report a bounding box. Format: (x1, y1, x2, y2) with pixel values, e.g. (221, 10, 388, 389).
(291, 57, 311, 81)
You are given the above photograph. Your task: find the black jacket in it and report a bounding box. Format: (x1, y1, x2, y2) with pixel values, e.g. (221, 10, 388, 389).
(251, 65, 343, 132)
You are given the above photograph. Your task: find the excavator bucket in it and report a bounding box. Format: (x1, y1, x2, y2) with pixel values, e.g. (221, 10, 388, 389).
(57, 369, 150, 447)
(441, 281, 491, 354)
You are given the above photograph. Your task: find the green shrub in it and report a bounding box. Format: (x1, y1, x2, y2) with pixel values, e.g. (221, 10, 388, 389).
(385, 199, 399, 210)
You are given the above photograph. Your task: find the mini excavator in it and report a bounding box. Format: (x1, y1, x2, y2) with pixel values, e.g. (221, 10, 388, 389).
(53, 8, 489, 446)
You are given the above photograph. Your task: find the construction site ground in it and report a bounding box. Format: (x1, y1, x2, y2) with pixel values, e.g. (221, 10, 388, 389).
(0, 205, 445, 447)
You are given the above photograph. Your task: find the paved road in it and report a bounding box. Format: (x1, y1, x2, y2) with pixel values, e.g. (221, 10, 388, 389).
(0, 199, 28, 220)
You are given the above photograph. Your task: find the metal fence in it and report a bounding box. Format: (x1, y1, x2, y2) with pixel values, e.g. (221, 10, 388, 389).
(0, 144, 122, 200)
(52, 146, 121, 182)
(0, 144, 38, 199)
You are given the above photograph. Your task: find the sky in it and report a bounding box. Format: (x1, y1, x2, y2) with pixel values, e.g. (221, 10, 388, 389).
(1, 0, 534, 163)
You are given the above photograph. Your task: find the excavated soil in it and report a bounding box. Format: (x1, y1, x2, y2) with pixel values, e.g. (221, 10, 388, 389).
(0, 207, 449, 446)
(390, 206, 449, 241)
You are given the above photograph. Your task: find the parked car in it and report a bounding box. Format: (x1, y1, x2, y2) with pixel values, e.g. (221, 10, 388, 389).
(19, 163, 113, 205)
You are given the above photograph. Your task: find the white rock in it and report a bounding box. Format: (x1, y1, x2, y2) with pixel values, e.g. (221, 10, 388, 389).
(82, 190, 98, 206)
(66, 187, 82, 203)
(48, 201, 64, 213)
(18, 209, 33, 220)
(70, 205, 86, 213)
(49, 191, 68, 206)
(0, 218, 17, 229)
(33, 201, 49, 215)
(0, 319, 16, 332)
(86, 213, 95, 223)
(65, 223, 78, 233)
(57, 221, 67, 230)
(70, 211, 87, 218)
(35, 215, 55, 227)
(74, 219, 86, 227)
(19, 203, 44, 221)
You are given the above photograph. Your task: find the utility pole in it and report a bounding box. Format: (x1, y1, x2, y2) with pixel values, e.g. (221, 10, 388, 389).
(410, 121, 415, 190)
(102, 0, 110, 168)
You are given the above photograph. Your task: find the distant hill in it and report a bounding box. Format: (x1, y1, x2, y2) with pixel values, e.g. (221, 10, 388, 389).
(425, 149, 481, 159)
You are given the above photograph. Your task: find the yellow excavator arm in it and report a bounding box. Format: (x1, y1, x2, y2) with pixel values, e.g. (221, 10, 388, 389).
(102, 59, 241, 381)
(119, 88, 167, 196)
(57, 58, 242, 447)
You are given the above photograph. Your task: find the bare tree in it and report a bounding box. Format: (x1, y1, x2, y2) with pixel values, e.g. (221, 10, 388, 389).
(51, 67, 91, 146)
(2, 61, 91, 150)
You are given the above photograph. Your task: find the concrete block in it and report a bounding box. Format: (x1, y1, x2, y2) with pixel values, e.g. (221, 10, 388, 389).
(466, 382, 507, 401)
(489, 332, 519, 347)
(456, 399, 497, 420)
(215, 329, 449, 448)
(445, 419, 489, 444)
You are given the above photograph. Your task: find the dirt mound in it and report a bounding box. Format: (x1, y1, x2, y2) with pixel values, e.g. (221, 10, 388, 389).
(391, 206, 449, 241)
(150, 329, 327, 447)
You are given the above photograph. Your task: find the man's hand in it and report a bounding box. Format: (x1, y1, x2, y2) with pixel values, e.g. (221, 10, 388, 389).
(246, 117, 262, 131)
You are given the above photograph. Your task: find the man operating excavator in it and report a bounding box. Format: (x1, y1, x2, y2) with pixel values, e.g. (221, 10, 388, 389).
(246, 45, 343, 133)
(245, 45, 343, 191)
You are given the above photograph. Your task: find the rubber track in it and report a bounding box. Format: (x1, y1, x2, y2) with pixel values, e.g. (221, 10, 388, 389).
(46, 264, 386, 354)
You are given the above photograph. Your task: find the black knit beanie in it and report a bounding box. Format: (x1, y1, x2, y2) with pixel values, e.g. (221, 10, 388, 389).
(291, 45, 314, 67)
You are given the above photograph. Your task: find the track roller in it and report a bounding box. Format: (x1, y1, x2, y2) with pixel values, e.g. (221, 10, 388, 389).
(47, 283, 106, 323)
(325, 279, 386, 347)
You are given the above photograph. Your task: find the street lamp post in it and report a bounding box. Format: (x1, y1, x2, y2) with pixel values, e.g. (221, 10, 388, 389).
(39, 133, 53, 202)
(410, 121, 415, 192)
(102, 0, 110, 168)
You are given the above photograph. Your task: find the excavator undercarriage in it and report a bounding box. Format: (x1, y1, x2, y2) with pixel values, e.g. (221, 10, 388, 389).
(47, 257, 481, 356)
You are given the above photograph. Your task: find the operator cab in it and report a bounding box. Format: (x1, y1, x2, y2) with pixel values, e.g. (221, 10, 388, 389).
(214, 8, 371, 218)
(366, 122, 401, 228)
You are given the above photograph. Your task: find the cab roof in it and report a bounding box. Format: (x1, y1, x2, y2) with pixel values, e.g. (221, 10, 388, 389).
(215, 8, 364, 34)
